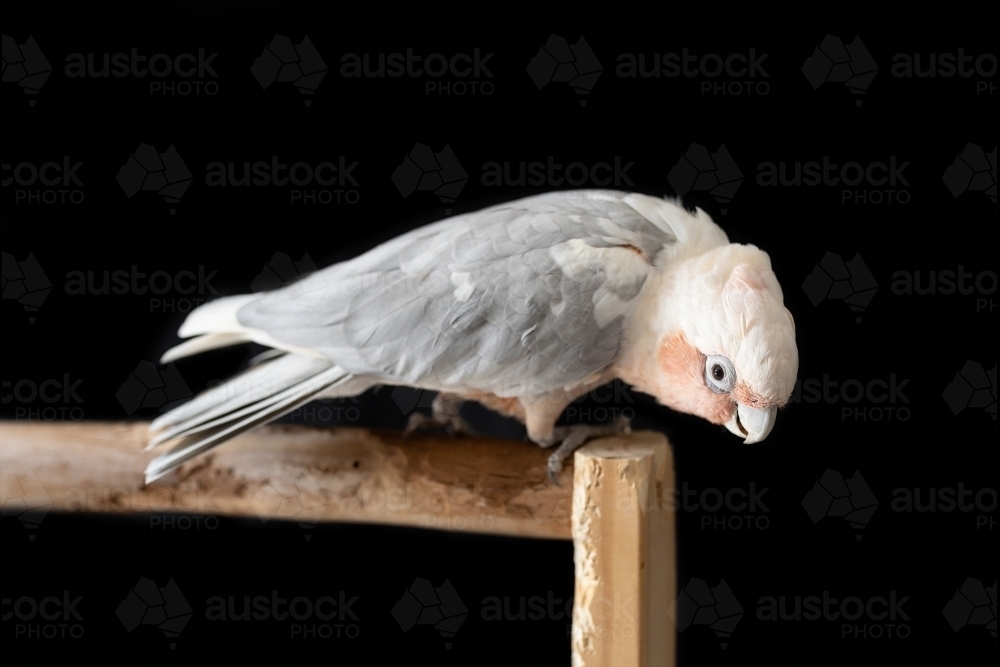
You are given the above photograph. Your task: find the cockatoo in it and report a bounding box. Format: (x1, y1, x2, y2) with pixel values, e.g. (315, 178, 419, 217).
(145, 190, 798, 484)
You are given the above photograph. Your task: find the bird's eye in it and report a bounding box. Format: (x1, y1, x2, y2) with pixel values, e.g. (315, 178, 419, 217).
(705, 355, 736, 393)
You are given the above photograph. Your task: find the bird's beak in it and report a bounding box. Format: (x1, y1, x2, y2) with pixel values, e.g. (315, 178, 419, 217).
(724, 404, 777, 444)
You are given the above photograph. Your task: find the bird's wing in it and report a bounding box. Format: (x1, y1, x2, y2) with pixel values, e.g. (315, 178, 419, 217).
(237, 190, 683, 397)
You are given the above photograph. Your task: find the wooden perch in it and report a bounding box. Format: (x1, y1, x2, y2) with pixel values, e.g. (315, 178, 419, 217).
(2, 421, 676, 666)
(0, 421, 580, 539)
(571, 434, 676, 667)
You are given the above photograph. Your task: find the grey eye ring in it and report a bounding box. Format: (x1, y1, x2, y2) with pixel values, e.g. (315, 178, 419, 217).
(705, 355, 736, 393)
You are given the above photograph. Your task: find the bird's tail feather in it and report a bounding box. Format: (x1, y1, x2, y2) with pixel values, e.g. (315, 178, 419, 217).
(145, 354, 351, 484)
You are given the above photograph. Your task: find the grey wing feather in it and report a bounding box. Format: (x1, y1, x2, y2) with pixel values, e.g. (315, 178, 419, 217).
(237, 190, 676, 397)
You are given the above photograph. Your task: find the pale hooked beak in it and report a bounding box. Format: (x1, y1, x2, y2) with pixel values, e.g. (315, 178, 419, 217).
(725, 404, 777, 444)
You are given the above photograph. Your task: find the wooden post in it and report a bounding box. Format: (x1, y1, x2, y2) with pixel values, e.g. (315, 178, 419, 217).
(570, 432, 676, 667)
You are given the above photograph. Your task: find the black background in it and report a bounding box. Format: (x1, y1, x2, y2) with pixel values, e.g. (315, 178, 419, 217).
(2, 5, 995, 665)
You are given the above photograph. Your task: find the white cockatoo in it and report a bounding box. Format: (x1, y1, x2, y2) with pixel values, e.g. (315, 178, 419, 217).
(145, 190, 798, 484)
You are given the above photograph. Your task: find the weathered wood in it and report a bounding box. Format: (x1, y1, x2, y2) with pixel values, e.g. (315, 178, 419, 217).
(571, 432, 676, 667)
(0, 421, 585, 539)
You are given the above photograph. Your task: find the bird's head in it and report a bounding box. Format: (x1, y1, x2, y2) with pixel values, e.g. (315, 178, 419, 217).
(624, 243, 798, 443)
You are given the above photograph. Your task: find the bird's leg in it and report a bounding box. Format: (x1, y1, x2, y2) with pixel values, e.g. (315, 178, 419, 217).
(403, 392, 480, 437)
(542, 415, 632, 485)
(524, 396, 631, 486)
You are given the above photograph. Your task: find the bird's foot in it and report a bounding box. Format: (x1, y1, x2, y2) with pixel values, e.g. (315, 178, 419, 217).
(545, 415, 631, 486)
(403, 412, 480, 438)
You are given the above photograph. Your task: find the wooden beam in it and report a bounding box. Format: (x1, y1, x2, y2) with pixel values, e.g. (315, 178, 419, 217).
(0, 421, 582, 539)
(570, 432, 676, 667)
(3, 421, 678, 663)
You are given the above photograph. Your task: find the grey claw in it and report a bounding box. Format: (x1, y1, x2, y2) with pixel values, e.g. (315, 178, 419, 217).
(547, 455, 563, 487)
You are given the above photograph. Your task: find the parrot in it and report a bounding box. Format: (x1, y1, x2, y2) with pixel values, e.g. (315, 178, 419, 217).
(144, 189, 798, 485)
